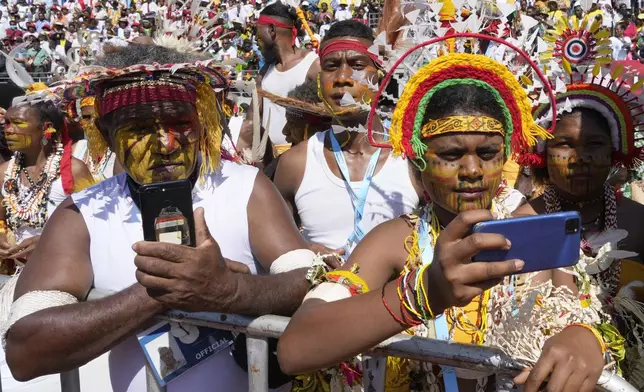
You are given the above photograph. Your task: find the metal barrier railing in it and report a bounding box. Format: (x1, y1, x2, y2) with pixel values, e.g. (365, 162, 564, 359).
(45, 309, 635, 392)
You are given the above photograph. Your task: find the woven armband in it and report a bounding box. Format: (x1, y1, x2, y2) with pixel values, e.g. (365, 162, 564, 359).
(269, 249, 318, 274)
(2, 290, 78, 348)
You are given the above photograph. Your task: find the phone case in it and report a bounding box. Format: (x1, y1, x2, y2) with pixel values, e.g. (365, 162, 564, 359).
(138, 180, 196, 247)
(471, 211, 581, 273)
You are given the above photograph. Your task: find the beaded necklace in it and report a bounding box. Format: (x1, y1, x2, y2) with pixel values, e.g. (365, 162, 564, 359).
(2, 141, 63, 232)
(543, 182, 621, 296)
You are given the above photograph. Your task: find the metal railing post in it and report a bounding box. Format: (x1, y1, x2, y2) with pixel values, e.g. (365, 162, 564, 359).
(145, 364, 166, 392)
(362, 355, 387, 392)
(60, 369, 81, 392)
(246, 336, 269, 392)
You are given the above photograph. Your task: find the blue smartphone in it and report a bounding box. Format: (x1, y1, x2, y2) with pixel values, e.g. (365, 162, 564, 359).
(471, 211, 581, 273)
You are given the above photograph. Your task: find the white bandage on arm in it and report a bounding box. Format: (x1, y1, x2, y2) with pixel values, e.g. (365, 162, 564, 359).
(269, 249, 319, 274)
(1, 290, 78, 348)
(303, 282, 351, 304)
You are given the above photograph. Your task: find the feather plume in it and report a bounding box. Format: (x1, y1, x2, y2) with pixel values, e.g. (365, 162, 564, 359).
(1, 46, 34, 89)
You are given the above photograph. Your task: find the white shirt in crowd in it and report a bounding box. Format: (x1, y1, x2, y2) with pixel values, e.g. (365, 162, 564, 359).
(215, 45, 238, 62)
(610, 36, 631, 60)
(140, 1, 159, 14)
(334, 8, 352, 21)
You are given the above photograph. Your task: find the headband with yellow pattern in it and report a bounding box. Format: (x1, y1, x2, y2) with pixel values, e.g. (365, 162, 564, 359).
(367, 33, 557, 169)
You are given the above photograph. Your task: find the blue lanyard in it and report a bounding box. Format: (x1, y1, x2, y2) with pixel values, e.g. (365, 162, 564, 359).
(329, 131, 381, 252)
(418, 207, 459, 392)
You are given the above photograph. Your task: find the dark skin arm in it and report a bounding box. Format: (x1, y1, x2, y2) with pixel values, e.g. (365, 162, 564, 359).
(135, 172, 312, 317)
(278, 210, 524, 374)
(0, 160, 12, 258)
(5, 198, 165, 381)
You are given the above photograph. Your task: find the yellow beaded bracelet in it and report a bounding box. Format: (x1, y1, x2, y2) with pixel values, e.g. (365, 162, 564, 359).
(565, 323, 606, 354)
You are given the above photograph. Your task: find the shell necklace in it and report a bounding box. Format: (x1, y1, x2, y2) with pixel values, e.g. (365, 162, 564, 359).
(2, 141, 63, 232)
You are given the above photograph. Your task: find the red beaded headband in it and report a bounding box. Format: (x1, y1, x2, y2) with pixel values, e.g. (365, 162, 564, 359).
(96, 81, 196, 115)
(319, 39, 382, 67)
(257, 15, 297, 46)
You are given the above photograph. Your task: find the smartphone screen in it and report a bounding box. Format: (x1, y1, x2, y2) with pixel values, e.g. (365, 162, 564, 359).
(139, 180, 196, 247)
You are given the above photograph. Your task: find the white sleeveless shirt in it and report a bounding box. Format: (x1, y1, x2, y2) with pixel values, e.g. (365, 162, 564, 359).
(295, 130, 420, 250)
(261, 52, 318, 146)
(71, 161, 262, 392)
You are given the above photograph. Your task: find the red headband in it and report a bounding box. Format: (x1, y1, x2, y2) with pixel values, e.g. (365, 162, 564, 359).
(319, 40, 382, 66)
(257, 15, 297, 46)
(97, 82, 196, 115)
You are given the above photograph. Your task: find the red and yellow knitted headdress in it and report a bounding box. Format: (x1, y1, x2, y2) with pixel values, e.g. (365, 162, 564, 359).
(529, 19, 644, 168)
(367, 33, 557, 169)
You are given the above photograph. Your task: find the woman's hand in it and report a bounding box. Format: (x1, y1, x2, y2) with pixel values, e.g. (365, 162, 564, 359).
(425, 210, 524, 313)
(6, 235, 41, 261)
(514, 325, 605, 392)
(308, 242, 345, 269)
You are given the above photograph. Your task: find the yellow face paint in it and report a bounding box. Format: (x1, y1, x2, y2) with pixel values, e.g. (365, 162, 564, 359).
(112, 119, 199, 185)
(4, 132, 33, 151)
(421, 134, 505, 214)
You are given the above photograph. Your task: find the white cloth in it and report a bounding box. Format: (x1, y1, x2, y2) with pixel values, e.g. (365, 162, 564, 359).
(261, 51, 318, 146)
(610, 36, 631, 60)
(295, 130, 419, 250)
(73, 140, 89, 162)
(334, 9, 352, 21)
(71, 161, 271, 392)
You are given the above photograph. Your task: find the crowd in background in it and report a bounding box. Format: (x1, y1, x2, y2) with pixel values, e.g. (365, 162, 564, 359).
(0, 0, 643, 76)
(0, 0, 384, 78)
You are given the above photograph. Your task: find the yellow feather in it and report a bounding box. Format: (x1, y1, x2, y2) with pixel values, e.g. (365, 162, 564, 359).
(589, 19, 601, 33)
(572, 16, 579, 30)
(592, 63, 601, 76)
(632, 78, 644, 91)
(594, 29, 610, 39)
(596, 57, 612, 64)
(520, 75, 533, 86)
(612, 64, 624, 79)
(597, 48, 613, 55)
(561, 57, 572, 75)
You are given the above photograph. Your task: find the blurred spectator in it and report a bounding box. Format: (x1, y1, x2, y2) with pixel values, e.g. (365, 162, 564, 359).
(610, 22, 632, 60)
(215, 37, 238, 62)
(334, 0, 352, 21)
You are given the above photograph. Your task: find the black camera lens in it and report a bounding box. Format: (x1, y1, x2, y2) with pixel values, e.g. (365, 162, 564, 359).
(565, 218, 580, 234)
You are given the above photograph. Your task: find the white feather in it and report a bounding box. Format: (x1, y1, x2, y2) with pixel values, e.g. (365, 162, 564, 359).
(586, 229, 629, 251)
(1, 46, 34, 89)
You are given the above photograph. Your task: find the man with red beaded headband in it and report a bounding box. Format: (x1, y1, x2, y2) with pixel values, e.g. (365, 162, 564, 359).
(274, 20, 422, 262)
(2, 43, 326, 392)
(239, 1, 321, 158)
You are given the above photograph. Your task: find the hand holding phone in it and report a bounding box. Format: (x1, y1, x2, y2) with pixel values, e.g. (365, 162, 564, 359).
(423, 210, 525, 314)
(471, 211, 581, 274)
(134, 207, 234, 312)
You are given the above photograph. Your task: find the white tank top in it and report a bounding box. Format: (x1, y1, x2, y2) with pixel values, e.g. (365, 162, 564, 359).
(1, 176, 67, 244)
(261, 52, 318, 146)
(295, 130, 420, 250)
(71, 161, 262, 392)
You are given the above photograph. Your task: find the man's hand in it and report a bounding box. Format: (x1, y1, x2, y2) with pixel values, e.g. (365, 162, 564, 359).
(6, 235, 40, 261)
(308, 242, 345, 269)
(514, 326, 605, 392)
(425, 210, 524, 313)
(133, 207, 236, 312)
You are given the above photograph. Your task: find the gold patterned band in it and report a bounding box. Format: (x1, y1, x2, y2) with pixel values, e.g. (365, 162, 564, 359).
(421, 115, 505, 138)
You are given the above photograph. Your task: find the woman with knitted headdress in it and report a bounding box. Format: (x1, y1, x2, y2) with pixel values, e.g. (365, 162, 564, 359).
(513, 19, 644, 389)
(278, 29, 617, 392)
(0, 87, 93, 268)
(0, 85, 93, 392)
